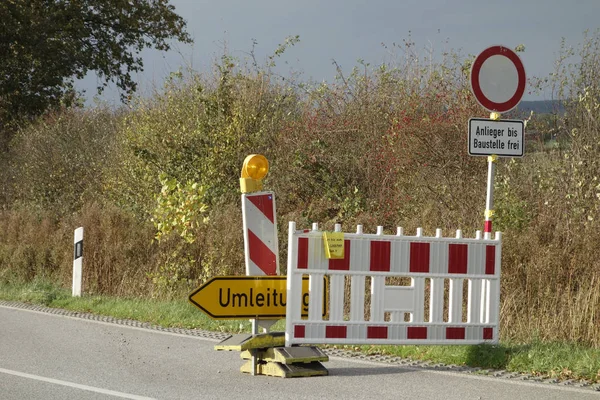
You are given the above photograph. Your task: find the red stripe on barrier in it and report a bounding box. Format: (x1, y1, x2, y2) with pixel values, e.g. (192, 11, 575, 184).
(367, 326, 388, 339)
(370, 241, 391, 272)
(410, 243, 430, 273)
(329, 240, 351, 270)
(325, 325, 347, 339)
(407, 326, 428, 339)
(483, 327, 493, 340)
(248, 230, 277, 275)
(448, 244, 468, 274)
(485, 245, 496, 275)
(446, 327, 466, 340)
(294, 325, 305, 338)
(298, 237, 308, 269)
(484, 220, 492, 233)
(247, 193, 274, 223)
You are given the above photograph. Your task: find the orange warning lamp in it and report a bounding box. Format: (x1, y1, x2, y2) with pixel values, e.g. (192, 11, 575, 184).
(240, 154, 269, 193)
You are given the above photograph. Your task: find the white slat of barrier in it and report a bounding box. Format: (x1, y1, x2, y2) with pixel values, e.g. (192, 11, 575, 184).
(411, 277, 425, 323)
(449, 279, 463, 323)
(350, 276, 365, 321)
(390, 226, 405, 322)
(429, 228, 444, 324)
(468, 280, 483, 323)
(449, 229, 464, 323)
(285, 222, 303, 347)
(307, 222, 324, 322)
(429, 278, 445, 323)
(490, 277, 498, 323)
(468, 231, 483, 324)
(350, 225, 369, 273)
(329, 224, 345, 322)
(469, 231, 485, 275)
(350, 225, 366, 322)
(311, 223, 328, 272)
(371, 277, 386, 323)
(482, 279, 490, 323)
(487, 231, 502, 324)
(329, 275, 344, 322)
(370, 226, 386, 323)
(477, 230, 487, 325)
(390, 234, 410, 274)
(487, 279, 499, 323)
(410, 228, 425, 323)
(430, 229, 443, 274)
(309, 273, 324, 322)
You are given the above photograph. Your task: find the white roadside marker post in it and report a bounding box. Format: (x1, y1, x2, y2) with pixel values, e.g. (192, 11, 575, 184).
(73, 227, 83, 297)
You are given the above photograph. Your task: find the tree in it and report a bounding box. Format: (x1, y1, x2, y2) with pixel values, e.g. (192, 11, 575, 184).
(0, 0, 192, 126)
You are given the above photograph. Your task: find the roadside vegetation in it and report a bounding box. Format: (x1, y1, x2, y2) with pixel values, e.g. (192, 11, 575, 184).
(1, 25, 600, 382)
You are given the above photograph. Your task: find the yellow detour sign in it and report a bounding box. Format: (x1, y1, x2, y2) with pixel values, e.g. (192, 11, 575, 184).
(188, 276, 327, 320)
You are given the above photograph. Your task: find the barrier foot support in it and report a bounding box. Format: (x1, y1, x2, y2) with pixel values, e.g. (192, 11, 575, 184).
(240, 360, 328, 378)
(214, 332, 285, 351)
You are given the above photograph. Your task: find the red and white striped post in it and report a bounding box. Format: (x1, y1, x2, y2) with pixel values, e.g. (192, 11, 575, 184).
(239, 155, 279, 278)
(241, 192, 279, 276)
(239, 154, 279, 375)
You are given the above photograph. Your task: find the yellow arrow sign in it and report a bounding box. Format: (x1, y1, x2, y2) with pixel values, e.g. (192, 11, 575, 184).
(188, 276, 327, 320)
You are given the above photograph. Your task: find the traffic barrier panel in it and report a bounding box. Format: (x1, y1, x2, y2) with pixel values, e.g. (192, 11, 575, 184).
(242, 191, 279, 276)
(285, 222, 502, 347)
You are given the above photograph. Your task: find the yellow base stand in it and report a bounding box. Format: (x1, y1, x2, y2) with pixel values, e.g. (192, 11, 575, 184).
(240, 360, 329, 378)
(216, 333, 329, 378)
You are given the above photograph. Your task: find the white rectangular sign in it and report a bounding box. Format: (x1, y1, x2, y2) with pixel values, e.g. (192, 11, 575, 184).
(468, 118, 524, 157)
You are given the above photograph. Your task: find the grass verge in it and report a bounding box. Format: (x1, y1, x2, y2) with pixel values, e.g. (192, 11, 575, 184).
(1, 280, 598, 382)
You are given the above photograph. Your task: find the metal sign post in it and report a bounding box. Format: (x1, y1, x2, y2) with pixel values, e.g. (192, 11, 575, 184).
(484, 154, 498, 239)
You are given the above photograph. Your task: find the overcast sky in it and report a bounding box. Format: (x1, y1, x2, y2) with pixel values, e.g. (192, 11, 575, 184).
(78, 0, 600, 105)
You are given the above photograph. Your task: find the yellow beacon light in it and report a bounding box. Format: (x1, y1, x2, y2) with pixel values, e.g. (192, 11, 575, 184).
(240, 154, 269, 193)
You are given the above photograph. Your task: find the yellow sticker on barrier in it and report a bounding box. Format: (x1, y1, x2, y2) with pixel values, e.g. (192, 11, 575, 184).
(323, 232, 345, 259)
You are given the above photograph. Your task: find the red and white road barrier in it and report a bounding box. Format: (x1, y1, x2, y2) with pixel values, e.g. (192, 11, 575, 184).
(285, 222, 502, 346)
(242, 192, 279, 276)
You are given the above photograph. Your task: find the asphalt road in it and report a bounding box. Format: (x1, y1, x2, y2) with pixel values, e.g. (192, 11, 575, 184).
(0, 305, 598, 400)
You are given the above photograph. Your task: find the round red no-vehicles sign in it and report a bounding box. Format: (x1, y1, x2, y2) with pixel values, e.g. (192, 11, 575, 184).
(470, 45, 526, 113)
